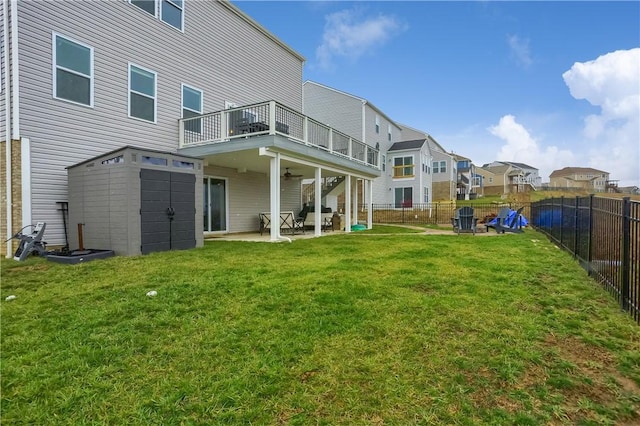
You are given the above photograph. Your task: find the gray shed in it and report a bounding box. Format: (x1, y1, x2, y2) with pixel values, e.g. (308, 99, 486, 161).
(67, 146, 204, 256)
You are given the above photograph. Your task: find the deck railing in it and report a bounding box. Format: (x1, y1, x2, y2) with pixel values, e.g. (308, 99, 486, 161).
(179, 101, 380, 169)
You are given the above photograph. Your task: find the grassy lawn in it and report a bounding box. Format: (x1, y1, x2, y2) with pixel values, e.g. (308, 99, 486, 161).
(2, 229, 639, 425)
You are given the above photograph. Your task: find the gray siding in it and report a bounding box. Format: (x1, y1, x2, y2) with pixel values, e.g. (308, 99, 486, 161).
(303, 82, 362, 141)
(204, 165, 302, 233)
(17, 0, 304, 245)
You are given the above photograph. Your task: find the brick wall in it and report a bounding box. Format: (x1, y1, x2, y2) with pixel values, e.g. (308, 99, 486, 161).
(432, 181, 454, 201)
(0, 140, 23, 257)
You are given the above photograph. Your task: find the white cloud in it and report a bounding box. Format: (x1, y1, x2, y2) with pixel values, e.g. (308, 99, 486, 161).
(563, 48, 640, 186)
(507, 34, 532, 68)
(315, 9, 406, 70)
(488, 115, 575, 181)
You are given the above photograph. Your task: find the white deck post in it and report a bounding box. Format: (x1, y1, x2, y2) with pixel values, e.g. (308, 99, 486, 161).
(269, 154, 281, 241)
(367, 179, 373, 229)
(314, 167, 322, 236)
(269, 101, 276, 135)
(344, 175, 352, 233)
(353, 178, 359, 225)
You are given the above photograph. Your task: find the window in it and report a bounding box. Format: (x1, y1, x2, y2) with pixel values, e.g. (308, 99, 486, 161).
(129, 64, 156, 123)
(432, 161, 440, 173)
(131, 0, 156, 15)
(375, 115, 380, 134)
(53, 33, 93, 106)
(393, 156, 414, 178)
(182, 84, 202, 133)
(394, 187, 413, 208)
(161, 0, 183, 30)
(382, 155, 386, 172)
(423, 187, 429, 203)
(440, 161, 447, 173)
(387, 124, 392, 141)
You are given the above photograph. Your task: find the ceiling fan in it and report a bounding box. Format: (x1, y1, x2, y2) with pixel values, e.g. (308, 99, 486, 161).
(283, 167, 303, 180)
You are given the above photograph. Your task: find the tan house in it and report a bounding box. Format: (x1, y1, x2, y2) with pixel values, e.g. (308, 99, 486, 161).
(478, 162, 539, 195)
(549, 167, 611, 192)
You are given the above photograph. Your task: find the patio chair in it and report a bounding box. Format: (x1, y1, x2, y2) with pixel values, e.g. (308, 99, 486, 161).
(494, 207, 525, 234)
(485, 207, 511, 233)
(451, 206, 478, 235)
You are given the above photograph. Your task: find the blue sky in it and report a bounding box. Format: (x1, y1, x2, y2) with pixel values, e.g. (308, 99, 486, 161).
(233, 1, 640, 186)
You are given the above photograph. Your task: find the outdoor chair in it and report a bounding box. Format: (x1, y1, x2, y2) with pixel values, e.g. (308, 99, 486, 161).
(451, 206, 478, 235)
(494, 207, 525, 234)
(259, 212, 304, 235)
(485, 207, 511, 233)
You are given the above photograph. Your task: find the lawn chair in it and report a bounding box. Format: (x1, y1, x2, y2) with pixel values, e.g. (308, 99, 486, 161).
(451, 206, 478, 235)
(494, 207, 525, 233)
(485, 207, 511, 233)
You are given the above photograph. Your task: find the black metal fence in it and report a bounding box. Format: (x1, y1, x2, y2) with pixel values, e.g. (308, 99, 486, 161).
(530, 196, 639, 324)
(338, 202, 531, 226)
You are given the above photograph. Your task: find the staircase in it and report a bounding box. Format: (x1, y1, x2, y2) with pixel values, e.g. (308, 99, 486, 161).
(302, 176, 345, 204)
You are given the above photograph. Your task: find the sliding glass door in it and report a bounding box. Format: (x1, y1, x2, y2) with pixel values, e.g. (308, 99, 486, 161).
(203, 177, 227, 232)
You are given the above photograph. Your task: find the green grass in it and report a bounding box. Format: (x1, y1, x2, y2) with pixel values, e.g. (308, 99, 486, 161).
(2, 230, 639, 425)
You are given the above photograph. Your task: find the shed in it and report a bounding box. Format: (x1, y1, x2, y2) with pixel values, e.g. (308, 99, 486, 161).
(67, 146, 204, 256)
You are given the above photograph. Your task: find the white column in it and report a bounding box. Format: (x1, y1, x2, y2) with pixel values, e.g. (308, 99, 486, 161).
(352, 179, 358, 225)
(367, 179, 373, 229)
(269, 155, 281, 241)
(21, 138, 31, 228)
(344, 175, 352, 232)
(314, 167, 322, 236)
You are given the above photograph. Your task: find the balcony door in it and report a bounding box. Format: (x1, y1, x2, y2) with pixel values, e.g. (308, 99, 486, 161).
(203, 177, 228, 232)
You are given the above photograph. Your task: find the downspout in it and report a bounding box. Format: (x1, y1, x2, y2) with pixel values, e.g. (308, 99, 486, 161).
(3, 0, 13, 257)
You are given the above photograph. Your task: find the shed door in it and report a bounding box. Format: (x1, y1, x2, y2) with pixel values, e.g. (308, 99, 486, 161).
(140, 169, 196, 254)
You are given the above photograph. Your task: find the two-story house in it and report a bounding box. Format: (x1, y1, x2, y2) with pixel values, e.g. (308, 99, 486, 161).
(1, 0, 380, 256)
(479, 161, 540, 195)
(549, 167, 611, 192)
(452, 153, 482, 200)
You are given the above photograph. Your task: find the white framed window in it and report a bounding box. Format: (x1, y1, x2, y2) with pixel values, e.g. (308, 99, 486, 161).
(375, 115, 380, 134)
(440, 161, 447, 173)
(432, 161, 439, 173)
(423, 186, 429, 203)
(182, 84, 202, 132)
(387, 124, 392, 141)
(161, 0, 184, 31)
(52, 33, 94, 107)
(393, 156, 415, 178)
(131, 0, 156, 16)
(382, 155, 386, 172)
(394, 187, 413, 208)
(128, 63, 157, 123)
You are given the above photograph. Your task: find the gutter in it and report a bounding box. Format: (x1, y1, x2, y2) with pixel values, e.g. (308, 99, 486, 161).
(3, 0, 11, 257)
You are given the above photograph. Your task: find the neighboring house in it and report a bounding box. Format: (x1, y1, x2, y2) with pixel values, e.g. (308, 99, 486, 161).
(549, 167, 611, 192)
(303, 81, 403, 206)
(399, 124, 456, 202)
(452, 153, 482, 199)
(481, 161, 541, 194)
(1, 0, 380, 256)
(387, 140, 434, 207)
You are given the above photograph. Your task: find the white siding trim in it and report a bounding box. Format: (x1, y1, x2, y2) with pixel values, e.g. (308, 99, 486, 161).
(21, 137, 32, 227)
(51, 32, 94, 108)
(181, 83, 203, 115)
(128, 62, 157, 124)
(160, 0, 185, 32)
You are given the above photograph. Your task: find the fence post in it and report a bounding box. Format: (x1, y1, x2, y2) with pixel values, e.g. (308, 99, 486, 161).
(621, 197, 631, 311)
(560, 196, 564, 247)
(587, 194, 594, 276)
(573, 196, 579, 258)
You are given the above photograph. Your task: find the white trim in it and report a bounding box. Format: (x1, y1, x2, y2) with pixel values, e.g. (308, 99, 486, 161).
(10, 0, 19, 139)
(128, 62, 157, 123)
(20, 138, 31, 227)
(129, 0, 158, 17)
(203, 175, 229, 233)
(181, 83, 203, 115)
(160, 0, 185, 32)
(52, 32, 94, 108)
